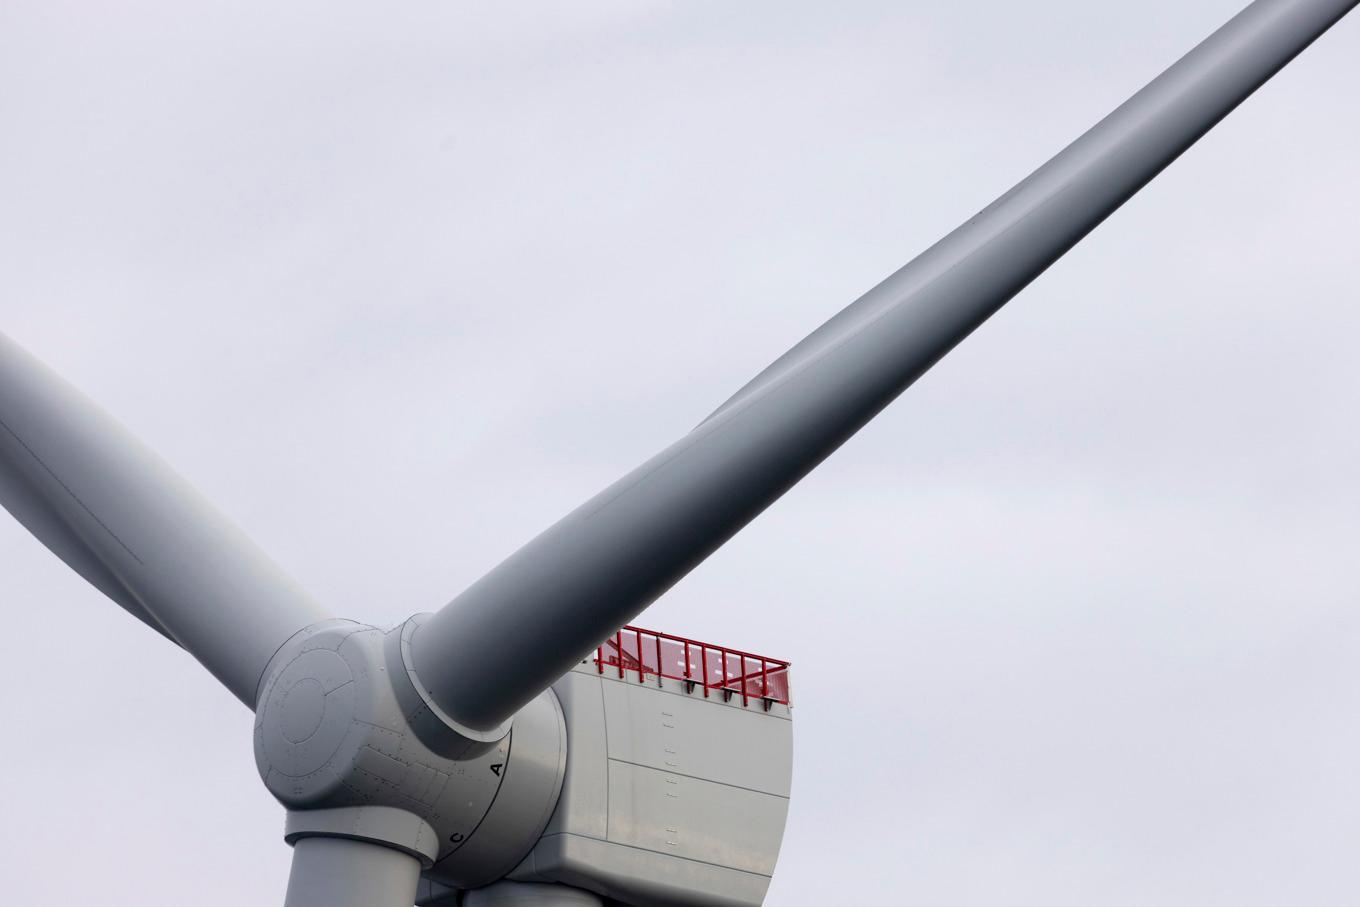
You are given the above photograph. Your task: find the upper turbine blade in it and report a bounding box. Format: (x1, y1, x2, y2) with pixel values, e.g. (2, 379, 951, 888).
(0, 333, 330, 708)
(409, 0, 1357, 734)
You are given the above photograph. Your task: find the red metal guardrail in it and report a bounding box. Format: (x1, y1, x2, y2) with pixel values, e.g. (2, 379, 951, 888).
(595, 625, 791, 708)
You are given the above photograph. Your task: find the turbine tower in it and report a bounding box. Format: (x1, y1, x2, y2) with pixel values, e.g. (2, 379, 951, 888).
(2, 0, 1355, 904)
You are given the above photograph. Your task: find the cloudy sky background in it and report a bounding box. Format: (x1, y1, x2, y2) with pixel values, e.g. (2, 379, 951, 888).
(2, 1, 1358, 904)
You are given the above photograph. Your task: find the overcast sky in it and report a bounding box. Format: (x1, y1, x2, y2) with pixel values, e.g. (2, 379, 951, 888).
(2, 2, 1358, 905)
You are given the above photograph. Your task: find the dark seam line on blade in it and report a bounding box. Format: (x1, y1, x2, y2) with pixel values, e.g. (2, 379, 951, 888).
(0, 415, 145, 566)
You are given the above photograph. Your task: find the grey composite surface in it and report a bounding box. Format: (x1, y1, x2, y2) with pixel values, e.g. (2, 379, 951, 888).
(0, 1, 1356, 905)
(0, 332, 329, 708)
(283, 836, 422, 907)
(409, 0, 1360, 735)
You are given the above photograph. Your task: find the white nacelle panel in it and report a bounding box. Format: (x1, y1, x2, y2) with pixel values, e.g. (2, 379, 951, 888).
(511, 664, 792, 907)
(606, 762, 787, 875)
(599, 678, 792, 798)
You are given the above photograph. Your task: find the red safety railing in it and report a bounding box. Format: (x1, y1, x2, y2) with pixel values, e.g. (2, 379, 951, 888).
(594, 625, 791, 708)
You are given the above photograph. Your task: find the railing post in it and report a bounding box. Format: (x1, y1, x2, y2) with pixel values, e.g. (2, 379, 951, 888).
(654, 633, 663, 687)
(597, 643, 604, 674)
(616, 630, 624, 679)
(700, 645, 709, 697)
(724, 647, 732, 700)
(740, 654, 748, 707)
(635, 627, 645, 683)
(761, 659, 769, 699)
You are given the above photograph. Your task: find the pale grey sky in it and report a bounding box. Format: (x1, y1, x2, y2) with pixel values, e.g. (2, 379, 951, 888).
(2, 2, 1358, 904)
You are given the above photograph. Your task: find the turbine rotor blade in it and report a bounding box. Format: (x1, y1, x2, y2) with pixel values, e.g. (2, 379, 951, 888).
(411, 0, 1357, 734)
(0, 333, 329, 707)
(283, 837, 422, 907)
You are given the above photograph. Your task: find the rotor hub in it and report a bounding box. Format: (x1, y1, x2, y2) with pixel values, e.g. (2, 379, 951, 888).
(254, 618, 567, 887)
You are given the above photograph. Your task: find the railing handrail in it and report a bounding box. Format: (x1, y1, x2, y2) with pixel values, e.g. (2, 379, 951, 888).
(594, 623, 792, 705)
(618, 623, 791, 669)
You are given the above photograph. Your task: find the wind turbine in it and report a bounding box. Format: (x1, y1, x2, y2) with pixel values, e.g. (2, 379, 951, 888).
(2, 0, 1356, 904)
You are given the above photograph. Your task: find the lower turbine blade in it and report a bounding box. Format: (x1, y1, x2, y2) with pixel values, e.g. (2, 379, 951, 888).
(0, 333, 329, 707)
(284, 838, 421, 907)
